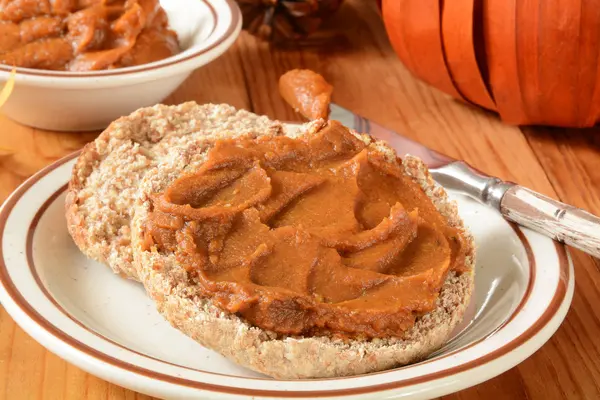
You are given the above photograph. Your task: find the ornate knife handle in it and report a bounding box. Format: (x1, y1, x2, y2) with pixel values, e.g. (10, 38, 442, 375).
(432, 161, 600, 259)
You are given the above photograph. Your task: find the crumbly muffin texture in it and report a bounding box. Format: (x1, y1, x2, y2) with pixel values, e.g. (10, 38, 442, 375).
(66, 103, 284, 280)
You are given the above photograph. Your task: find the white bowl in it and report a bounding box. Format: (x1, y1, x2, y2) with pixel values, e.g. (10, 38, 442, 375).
(0, 0, 241, 132)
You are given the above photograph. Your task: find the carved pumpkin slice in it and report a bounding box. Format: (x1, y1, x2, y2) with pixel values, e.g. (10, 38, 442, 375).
(483, 0, 527, 124)
(578, 3, 600, 126)
(514, 0, 543, 125)
(441, 0, 496, 110)
(386, 0, 465, 101)
(532, 0, 587, 126)
(381, 0, 415, 73)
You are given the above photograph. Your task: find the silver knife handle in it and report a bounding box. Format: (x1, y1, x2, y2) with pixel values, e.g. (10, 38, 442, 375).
(431, 161, 600, 259)
(501, 186, 600, 259)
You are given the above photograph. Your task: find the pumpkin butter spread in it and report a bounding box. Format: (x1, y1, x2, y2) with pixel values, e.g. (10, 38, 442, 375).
(0, 0, 179, 71)
(142, 121, 468, 339)
(279, 69, 333, 120)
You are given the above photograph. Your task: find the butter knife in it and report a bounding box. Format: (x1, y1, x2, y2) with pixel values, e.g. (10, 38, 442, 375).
(330, 103, 600, 259)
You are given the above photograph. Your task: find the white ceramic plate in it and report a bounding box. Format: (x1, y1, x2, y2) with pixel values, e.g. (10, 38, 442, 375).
(0, 145, 573, 399)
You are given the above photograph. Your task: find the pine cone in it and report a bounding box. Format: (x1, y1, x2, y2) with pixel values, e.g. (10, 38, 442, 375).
(237, 0, 344, 45)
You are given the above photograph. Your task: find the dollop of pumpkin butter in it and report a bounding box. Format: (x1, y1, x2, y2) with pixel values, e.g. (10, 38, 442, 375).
(142, 121, 468, 339)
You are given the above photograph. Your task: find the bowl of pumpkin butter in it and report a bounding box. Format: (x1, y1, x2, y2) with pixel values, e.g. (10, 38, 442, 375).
(0, 0, 241, 131)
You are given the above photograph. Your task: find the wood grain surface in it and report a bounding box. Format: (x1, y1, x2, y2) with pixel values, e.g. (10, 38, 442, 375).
(1, 1, 599, 399)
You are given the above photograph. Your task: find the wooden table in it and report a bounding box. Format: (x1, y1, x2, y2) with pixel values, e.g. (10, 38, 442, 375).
(1, 1, 599, 399)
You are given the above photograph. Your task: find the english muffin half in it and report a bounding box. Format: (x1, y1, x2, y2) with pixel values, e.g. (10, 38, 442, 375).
(128, 111, 475, 379)
(65, 103, 283, 280)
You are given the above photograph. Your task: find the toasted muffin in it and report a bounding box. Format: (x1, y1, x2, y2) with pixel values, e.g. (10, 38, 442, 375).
(66, 103, 283, 280)
(108, 106, 478, 379)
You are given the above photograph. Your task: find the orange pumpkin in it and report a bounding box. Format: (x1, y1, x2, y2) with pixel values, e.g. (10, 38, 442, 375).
(381, 0, 600, 127)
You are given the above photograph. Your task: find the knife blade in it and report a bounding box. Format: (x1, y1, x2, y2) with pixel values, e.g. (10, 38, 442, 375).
(330, 103, 600, 259)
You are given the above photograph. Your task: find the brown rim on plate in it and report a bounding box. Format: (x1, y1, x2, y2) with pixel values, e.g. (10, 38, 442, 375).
(0, 150, 570, 397)
(0, 0, 240, 79)
(23, 183, 536, 380)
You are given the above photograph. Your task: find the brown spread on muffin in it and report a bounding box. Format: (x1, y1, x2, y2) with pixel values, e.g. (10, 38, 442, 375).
(0, 0, 179, 71)
(142, 120, 469, 339)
